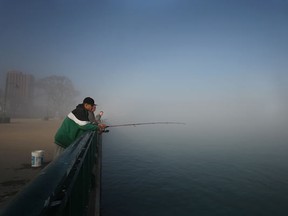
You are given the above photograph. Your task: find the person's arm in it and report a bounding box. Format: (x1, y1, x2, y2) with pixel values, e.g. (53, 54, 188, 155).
(95, 114, 101, 124)
(79, 122, 98, 131)
(79, 122, 106, 133)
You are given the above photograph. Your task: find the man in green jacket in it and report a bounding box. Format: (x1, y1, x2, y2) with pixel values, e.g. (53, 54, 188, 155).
(53, 97, 106, 159)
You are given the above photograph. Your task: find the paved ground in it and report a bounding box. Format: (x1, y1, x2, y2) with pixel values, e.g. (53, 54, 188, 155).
(0, 118, 61, 209)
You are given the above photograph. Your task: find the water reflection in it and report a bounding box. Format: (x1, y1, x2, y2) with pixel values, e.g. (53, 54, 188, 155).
(102, 125, 288, 216)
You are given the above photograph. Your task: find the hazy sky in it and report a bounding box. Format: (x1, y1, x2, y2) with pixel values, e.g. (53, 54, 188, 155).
(1, 0, 287, 128)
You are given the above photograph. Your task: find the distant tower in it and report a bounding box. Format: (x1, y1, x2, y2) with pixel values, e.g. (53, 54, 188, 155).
(5, 71, 34, 117)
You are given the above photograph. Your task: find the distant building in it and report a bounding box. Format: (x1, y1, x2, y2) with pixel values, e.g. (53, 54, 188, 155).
(0, 88, 3, 113)
(5, 71, 34, 117)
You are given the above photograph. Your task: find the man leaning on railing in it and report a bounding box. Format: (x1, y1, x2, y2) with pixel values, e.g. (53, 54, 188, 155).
(53, 97, 106, 160)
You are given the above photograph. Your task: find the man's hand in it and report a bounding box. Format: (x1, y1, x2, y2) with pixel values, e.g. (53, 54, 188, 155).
(98, 123, 106, 133)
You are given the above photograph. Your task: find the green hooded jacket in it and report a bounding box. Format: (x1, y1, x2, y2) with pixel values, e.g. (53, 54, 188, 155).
(54, 104, 98, 148)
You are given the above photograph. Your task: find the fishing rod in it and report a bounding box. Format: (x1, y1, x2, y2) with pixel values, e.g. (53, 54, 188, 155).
(105, 121, 186, 128)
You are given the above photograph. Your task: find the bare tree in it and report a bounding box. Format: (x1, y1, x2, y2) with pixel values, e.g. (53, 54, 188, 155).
(35, 75, 79, 118)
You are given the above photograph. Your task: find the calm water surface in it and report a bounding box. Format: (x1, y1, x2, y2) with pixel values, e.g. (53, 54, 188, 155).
(101, 126, 288, 216)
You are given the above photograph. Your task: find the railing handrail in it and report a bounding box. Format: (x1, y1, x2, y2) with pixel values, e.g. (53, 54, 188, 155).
(1, 131, 100, 216)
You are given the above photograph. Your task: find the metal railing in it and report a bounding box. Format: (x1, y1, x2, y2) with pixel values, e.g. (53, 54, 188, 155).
(1, 131, 101, 216)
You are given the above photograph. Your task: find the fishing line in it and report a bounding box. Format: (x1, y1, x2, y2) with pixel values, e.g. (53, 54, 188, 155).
(105, 122, 186, 128)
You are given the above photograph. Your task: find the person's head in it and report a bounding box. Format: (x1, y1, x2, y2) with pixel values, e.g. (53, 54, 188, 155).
(83, 97, 95, 112)
(99, 111, 104, 116)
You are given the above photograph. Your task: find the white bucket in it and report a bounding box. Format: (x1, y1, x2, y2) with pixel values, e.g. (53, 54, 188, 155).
(31, 150, 44, 167)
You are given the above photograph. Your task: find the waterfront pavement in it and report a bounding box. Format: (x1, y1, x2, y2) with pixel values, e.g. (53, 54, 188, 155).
(0, 118, 62, 209)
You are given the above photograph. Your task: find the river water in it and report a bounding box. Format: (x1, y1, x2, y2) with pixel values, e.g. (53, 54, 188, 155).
(101, 125, 288, 216)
